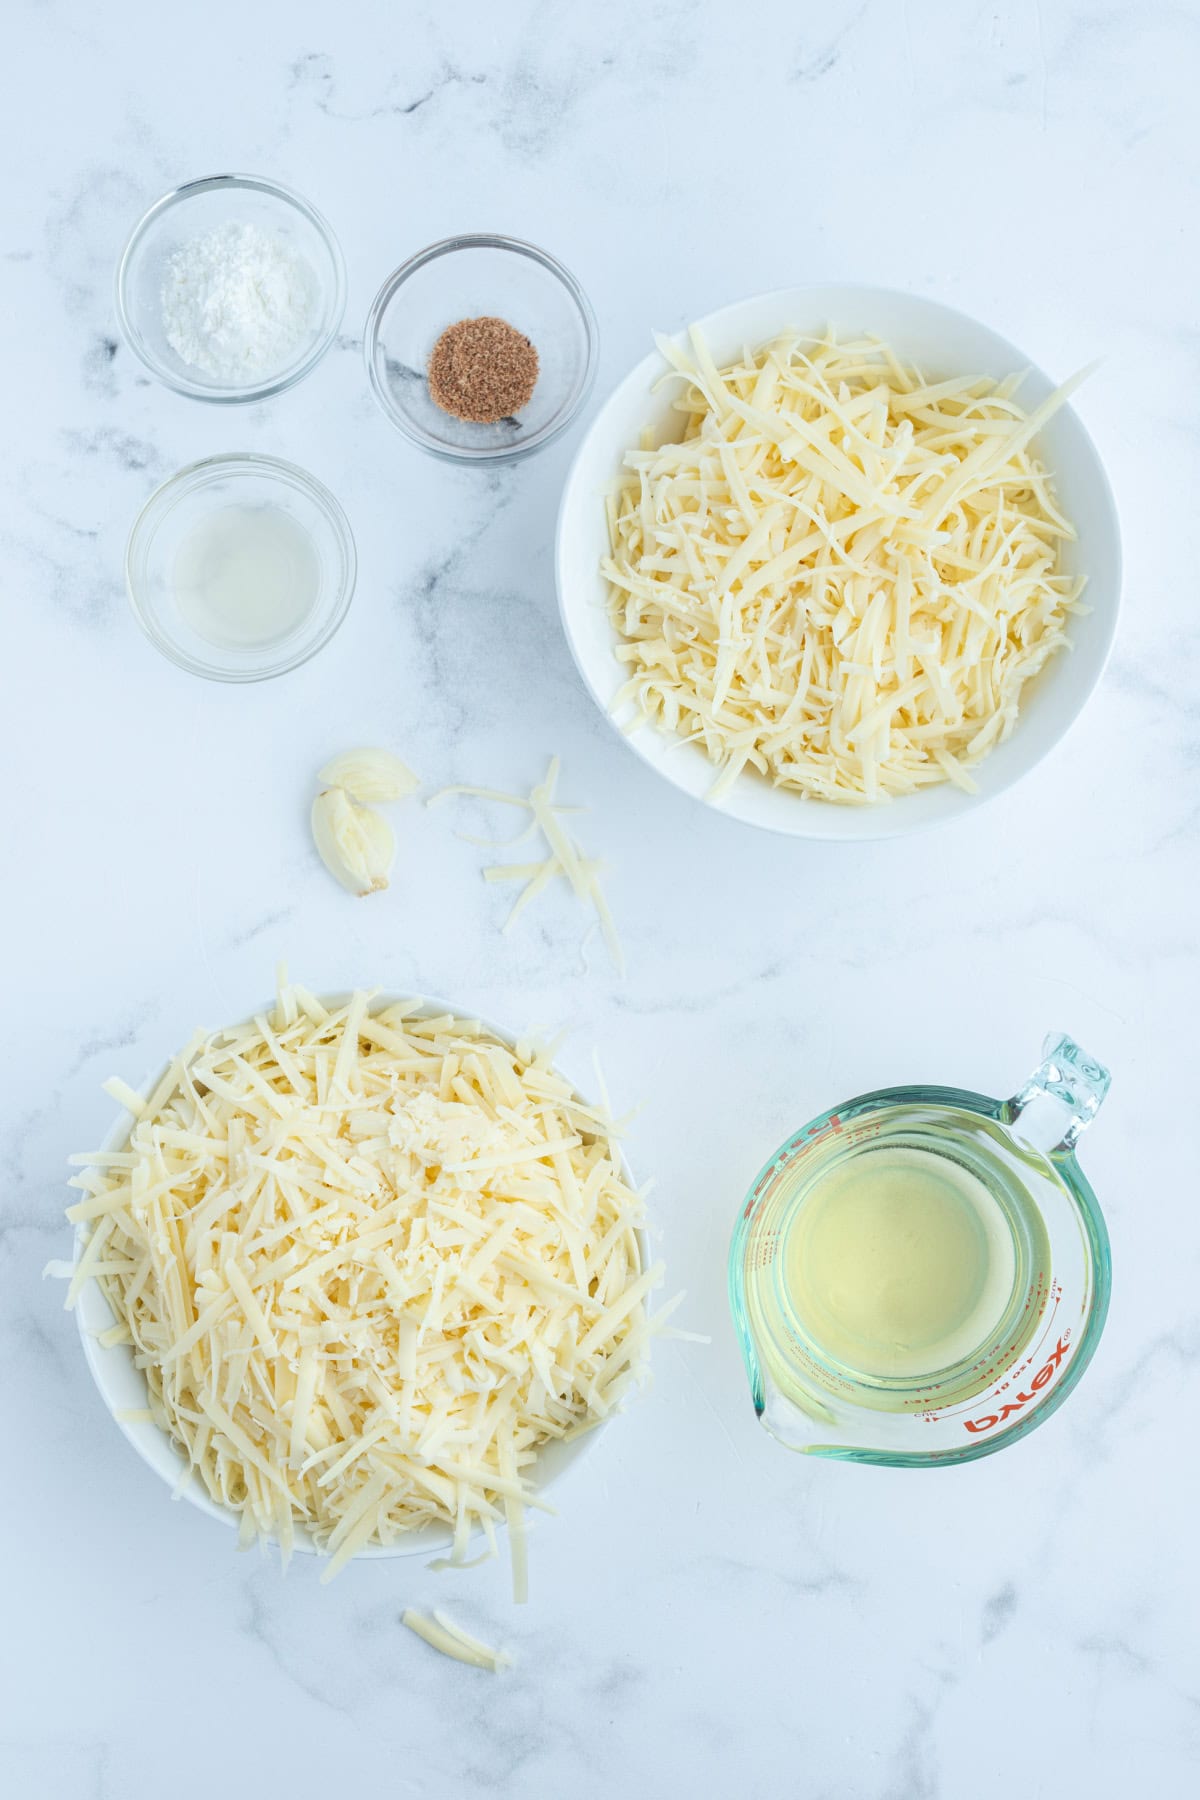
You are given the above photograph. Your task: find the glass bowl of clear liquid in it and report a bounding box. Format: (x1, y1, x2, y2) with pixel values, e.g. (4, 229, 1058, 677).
(125, 454, 356, 681)
(729, 1035, 1112, 1465)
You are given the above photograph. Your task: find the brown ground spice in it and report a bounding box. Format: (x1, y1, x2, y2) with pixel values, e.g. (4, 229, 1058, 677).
(427, 316, 539, 423)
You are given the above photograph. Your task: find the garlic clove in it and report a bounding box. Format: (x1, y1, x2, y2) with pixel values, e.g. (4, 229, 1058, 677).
(316, 748, 419, 805)
(354, 805, 396, 887)
(311, 787, 396, 896)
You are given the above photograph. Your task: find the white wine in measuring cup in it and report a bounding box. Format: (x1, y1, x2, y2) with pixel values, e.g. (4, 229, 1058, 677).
(774, 1137, 1051, 1411)
(785, 1146, 1025, 1382)
(729, 1036, 1112, 1464)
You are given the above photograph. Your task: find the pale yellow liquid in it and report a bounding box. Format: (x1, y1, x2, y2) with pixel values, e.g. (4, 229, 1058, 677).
(784, 1145, 1018, 1380)
(174, 504, 319, 648)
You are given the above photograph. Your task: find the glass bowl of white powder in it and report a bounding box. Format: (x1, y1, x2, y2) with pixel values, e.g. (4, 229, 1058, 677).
(116, 174, 346, 402)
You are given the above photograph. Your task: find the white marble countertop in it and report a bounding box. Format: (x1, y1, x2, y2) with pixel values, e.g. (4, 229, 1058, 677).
(6, 1, 1198, 1794)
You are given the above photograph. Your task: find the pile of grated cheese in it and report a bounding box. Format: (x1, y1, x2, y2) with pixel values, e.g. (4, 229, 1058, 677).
(603, 328, 1087, 804)
(65, 978, 667, 1593)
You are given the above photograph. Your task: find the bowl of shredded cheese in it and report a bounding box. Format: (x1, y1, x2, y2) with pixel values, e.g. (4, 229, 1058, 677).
(63, 980, 664, 1591)
(556, 286, 1120, 838)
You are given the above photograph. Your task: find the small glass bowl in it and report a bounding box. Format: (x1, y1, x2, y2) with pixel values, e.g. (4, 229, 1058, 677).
(115, 175, 347, 403)
(126, 454, 356, 682)
(365, 234, 598, 462)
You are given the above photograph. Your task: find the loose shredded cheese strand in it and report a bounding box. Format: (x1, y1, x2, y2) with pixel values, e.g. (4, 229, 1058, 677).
(431, 761, 624, 973)
(401, 1607, 511, 1672)
(64, 976, 663, 1594)
(603, 329, 1086, 804)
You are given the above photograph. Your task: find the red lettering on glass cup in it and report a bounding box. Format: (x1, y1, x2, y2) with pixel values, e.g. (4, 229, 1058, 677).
(963, 1336, 1070, 1434)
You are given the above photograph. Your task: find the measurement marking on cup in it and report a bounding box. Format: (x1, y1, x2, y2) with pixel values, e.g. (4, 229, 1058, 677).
(962, 1334, 1072, 1434)
(917, 1281, 1065, 1424)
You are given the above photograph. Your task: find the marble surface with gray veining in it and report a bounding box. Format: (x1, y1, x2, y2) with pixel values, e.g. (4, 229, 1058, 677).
(4, 1, 1198, 1794)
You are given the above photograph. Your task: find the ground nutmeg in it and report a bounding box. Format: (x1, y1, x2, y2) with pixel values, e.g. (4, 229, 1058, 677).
(427, 316, 540, 423)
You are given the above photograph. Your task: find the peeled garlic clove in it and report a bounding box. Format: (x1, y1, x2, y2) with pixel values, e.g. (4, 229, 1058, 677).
(311, 788, 396, 895)
(353, 805, 396, 886)
(316, 748, 419, 805)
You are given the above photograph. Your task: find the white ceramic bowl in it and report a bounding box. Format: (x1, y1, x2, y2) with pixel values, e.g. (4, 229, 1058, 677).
(72, 993, 645, 1559)
(556, 285, 1122, 840)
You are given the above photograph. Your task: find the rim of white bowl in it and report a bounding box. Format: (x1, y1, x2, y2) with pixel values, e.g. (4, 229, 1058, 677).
(71, 991, 646, 1559)
(555, 283, 1123, 841)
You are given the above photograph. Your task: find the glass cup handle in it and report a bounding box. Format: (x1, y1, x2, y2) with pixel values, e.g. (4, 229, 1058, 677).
(1005, 1033, 1112, 1155)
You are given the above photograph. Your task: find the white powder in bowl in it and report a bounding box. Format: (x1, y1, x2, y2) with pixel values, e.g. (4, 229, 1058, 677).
(161, 221, 317, 384)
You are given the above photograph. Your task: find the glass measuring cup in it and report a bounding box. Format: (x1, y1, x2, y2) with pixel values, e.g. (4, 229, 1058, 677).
(728, 1035, 1111, 1465)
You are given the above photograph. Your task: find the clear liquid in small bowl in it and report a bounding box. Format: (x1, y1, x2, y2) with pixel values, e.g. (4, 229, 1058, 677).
(173, 503, 319, 648)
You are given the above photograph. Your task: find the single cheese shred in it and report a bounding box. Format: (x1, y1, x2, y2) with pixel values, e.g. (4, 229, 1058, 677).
(64, 975, 673, 1593)
(603, 328, 1086, 804)
(402, 1607, 511, 1672)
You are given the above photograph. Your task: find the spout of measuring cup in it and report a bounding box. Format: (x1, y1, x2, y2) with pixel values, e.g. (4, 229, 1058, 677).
(756, 1365, 840, 1450)
(1004, 1033, 1111, 1156)
(728, 1272, 839, 1451)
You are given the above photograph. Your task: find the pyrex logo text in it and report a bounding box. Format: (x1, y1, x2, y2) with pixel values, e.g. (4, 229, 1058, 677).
(963, 1336, 1070, 1434)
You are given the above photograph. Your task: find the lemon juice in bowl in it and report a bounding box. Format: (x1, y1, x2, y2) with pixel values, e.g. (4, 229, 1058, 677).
(729, 1036, 1111, 1463)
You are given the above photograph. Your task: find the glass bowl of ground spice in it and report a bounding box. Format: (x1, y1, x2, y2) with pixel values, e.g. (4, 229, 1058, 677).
(364, 235, 598, 462)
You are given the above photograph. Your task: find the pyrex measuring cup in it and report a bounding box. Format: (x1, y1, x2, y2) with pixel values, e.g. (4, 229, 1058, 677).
(729, 1035, 1111, 1465)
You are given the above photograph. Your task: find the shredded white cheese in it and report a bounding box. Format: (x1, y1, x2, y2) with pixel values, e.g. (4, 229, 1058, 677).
(432, 758, 623, 972)
(603, 328, 1086, 804)
(402, 1607, 511, 1672)
(65, 974, 667, 1592)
